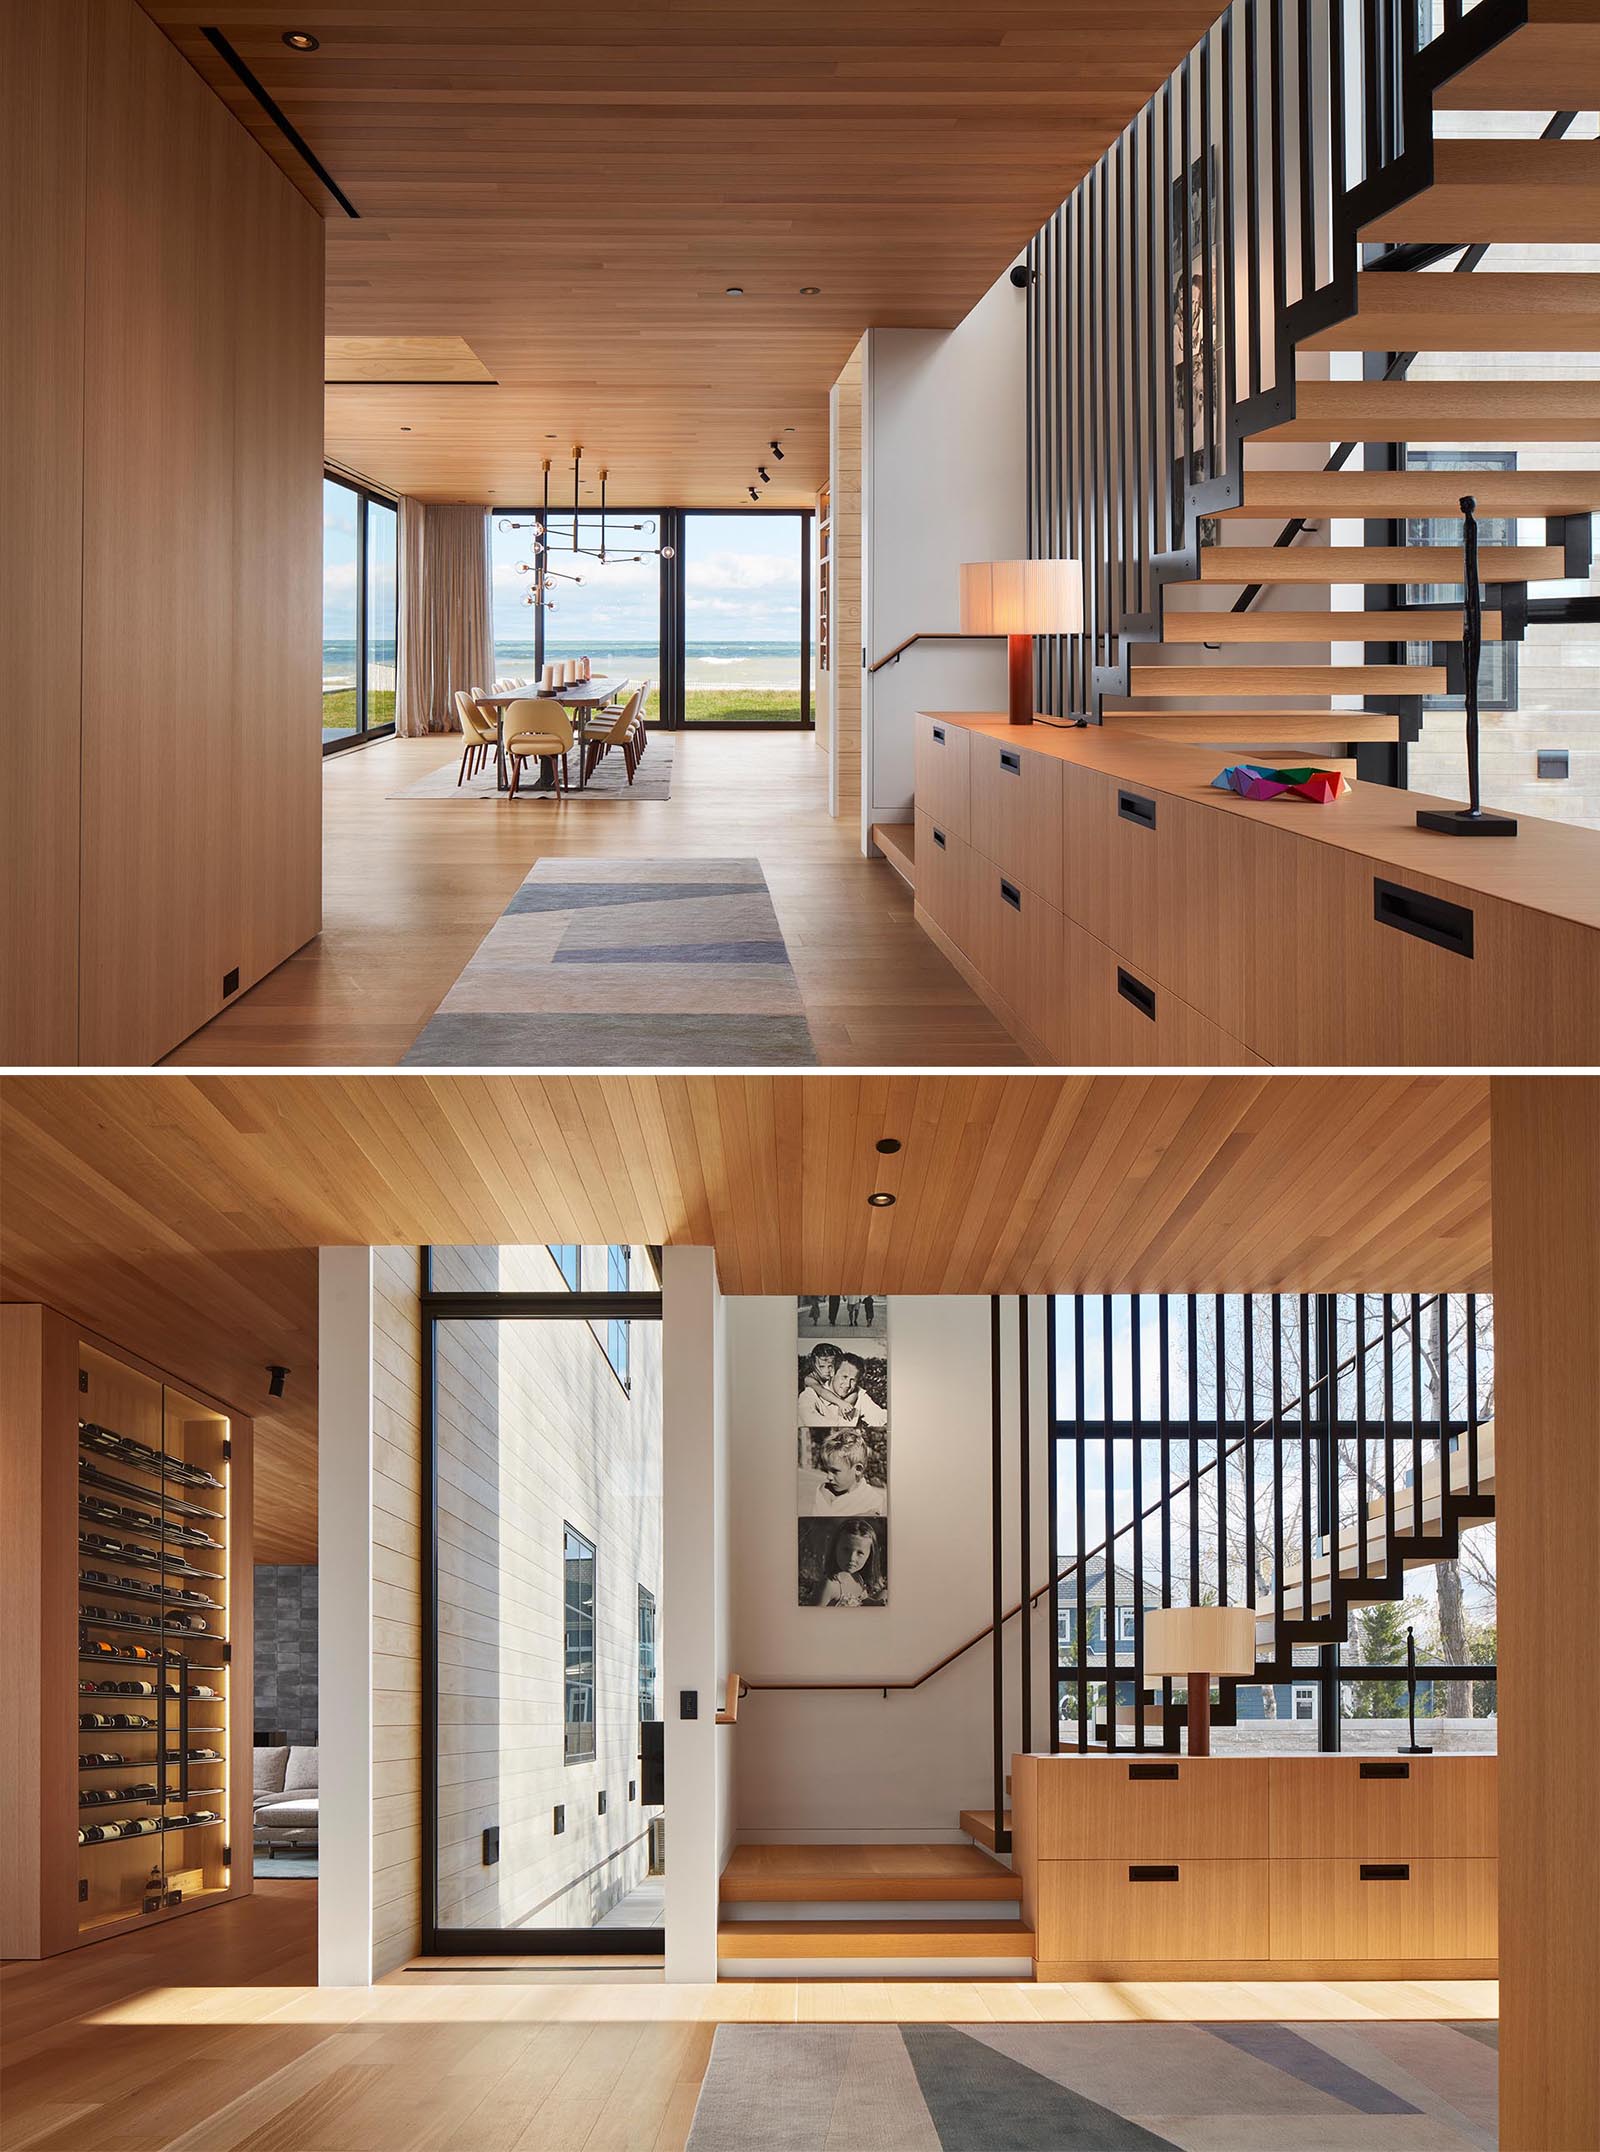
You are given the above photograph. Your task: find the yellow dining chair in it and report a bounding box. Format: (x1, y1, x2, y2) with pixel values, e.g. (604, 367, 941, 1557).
(452, 690, 497, 785)
(579, 685, 646, 786)
(502, 698, 574, 796)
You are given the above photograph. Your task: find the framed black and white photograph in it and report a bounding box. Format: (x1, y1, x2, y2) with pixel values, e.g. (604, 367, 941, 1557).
(798, 1293, 886, 1339)
(797, 1424, 887, 1516)
(796, 1336, 888, 1433)
(798, 1516, 888, 1609)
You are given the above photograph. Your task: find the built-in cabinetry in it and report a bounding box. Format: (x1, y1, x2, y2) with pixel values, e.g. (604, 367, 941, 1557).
(0, 1304, 252, 1959)
(912, 711, 1600, 1065)
(1011, 1752, 1497, 1979)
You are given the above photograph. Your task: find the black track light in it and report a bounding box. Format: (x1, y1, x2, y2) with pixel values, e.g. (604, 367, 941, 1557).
(770, 441, 785, 460)
(267, 1366, 289, 1399)
(758, 466, 771, 485)
(749, 486, 760, 502)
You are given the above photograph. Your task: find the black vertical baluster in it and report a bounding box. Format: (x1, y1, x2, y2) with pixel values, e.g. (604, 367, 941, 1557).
(1330, 0, 1348, 211)
(1299, 1293, 1313, 1622)
(1362, 0, 1381, 185)
(1215, 1295, 1228, 1607)
(1114, 131, 1129, 631)
(1268, 0, 1289, 368)
(1188, 1295, 1201, 1607)
(1244, 0, 1262, 406)
(1297, 0, 1316, 293)
(1383, 1295, 1397, 1561)
(1103, 1294, 1117, 1748)
(1145, 100, 1162, 584)
(1435, 1290, 1450, 1527)
(1325, 1296, 1340, 1624)
(1178, 53, 1194, 502)
(1244, 1294, 1257, 1621)
(1356, 1294, 1369, 1582)
(1047, 1300, 1061, 1753)
(1159, 78, 1175, 556)
(1099, 163, 1114, 682)
(1158, 1297, 1173, 1732)
(990, 1297, 1005, 1844)
(1466, 1290, 1480, 1497)
(1199, 41, 1216, 486)
(1019, 1297, 1032, 1758)
(1272, 1294, 1285, 1646)
(1075, 1296, 1088, 1751)
(1131, 1296, 1146, 1745)
(1410, 1293, 1424, 1539)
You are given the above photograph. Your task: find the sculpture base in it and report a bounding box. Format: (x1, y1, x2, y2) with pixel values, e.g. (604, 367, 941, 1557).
(1416, 808, 1518, 837)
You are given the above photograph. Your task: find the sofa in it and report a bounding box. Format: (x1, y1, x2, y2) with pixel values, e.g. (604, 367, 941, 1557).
(254, 1742, 318, 1854)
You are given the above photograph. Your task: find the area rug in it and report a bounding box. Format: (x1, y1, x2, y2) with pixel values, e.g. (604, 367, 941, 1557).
(684, 2021, 1498, 2151)
(402, 857, 818, 1067)
(387, 734, 673, 801)
(254, 1853, 318, 1879)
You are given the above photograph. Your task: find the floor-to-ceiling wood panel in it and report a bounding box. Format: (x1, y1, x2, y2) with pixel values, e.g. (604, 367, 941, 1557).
(0, 0, 86, 1065)
(137, 2, 1230, 507)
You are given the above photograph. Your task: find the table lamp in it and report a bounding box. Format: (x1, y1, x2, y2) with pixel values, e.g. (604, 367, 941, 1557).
(958, 559, 1083, 726)
(1142, 1606, 1257, 1757)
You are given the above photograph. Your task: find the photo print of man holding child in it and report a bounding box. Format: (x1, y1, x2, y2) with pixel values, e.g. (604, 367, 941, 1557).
(795, 1299, 889, 1607)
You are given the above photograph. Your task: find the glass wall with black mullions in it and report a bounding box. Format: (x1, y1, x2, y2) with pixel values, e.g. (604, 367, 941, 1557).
(491, 511, 665, 720)
(1048, 1293, 1496, 1758)
(681, 513, 811, 727)
(322, 474, 398, 751)
(421, 1245, 664, 1953)
(1392, 103, 1600, 829)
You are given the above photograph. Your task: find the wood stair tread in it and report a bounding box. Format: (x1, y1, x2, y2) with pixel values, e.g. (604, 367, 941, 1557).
(720, 1844, 1018, 1902)
(1225, 469, 1600, 517)
(1196, 544, 1561, 583)
(1160, 609, 1502, 643)
(1258, 382, 1600, 444)
(717, 1918, 1034, 1958)
(959, 1809, 1012, 1851)
(1434, 22, 1600, 111)
(1126, 664, 1445, 696)
(1101, 712, 1401, 743)
(871, 821, 916, 890)
(1299, 272, 1600, 356)
(1362, 139, 1600, 246)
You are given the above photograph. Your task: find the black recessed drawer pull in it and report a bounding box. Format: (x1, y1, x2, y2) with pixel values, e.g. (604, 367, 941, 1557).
(1000, 879, 1022, 911)
(1360, 1863, 1411, 1882)
(931, 724, 946, 745)
(1000, 748, 1022, 774)
(1128, 1762, 1179, 1782)
(1129, 1864, 1180, 1883)
(1117, 788, 1157, 831)
(1360, 1761, 1409, 1780)
(1373, 878, 1474, 959)
(1117, 968, 1157, 1021)
(932, 827, 947, 850)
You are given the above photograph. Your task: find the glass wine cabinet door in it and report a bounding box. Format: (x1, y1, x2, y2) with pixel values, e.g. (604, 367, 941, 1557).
(77, 1341, 232, 1935)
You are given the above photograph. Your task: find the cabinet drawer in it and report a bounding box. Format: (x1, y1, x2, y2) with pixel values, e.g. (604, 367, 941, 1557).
(973, 865, 1063, 1053)
(1062, 765, 1162, 973)
(1036, 1858, 1269, 1963)
(1030, 1757, 1268, 1861)
(914, 716, 970, 842)
(1270, 1858, 1497, 1962)
(970, 734, 1063, 905)
(1270, 1757, 1496, 1860)
(913, 811, 973, 953)
(1055, 917, 1262, 1066)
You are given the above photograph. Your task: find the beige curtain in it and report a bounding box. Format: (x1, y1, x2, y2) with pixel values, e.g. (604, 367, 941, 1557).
(393, 500, 493, 734)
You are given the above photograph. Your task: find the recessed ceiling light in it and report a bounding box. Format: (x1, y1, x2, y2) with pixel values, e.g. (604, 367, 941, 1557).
(282, 30, 319, 50)
(800, 286, 821, 296)
(867, 1191, 896, 1208)
(875, 1138, 901, 1155)
(725, 286, 744, 297)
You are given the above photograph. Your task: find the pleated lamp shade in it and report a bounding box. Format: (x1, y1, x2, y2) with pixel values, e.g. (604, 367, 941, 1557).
(959, 559, 1083, 638)
(1142, 1605, 1258, 1679)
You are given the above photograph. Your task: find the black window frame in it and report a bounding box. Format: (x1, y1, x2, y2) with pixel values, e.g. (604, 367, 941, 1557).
(419, 1246, 664, 1957)
(637, 1584, 657, 1728)
(322, 471, 399, 756)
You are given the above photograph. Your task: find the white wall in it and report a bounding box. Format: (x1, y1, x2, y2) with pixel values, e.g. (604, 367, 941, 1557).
(725, 1295, 1051, 1843)
(862, 271, 1028, 839)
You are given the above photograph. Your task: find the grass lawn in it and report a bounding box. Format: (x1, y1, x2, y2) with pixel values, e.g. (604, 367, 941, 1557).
(322, 687, 805, 732)
(322, 688, 395, 733)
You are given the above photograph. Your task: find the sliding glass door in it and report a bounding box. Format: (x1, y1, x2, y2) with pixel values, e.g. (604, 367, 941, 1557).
(682, 512, 811, 726)
(422, 1245, 665, 1954)
(322, 474, 398, 752)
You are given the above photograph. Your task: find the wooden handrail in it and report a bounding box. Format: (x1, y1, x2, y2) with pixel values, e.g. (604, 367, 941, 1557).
(743, 1295, 1447, 1698)
(714, 1672, 746, 1725)
(866, 631, 1001, 675)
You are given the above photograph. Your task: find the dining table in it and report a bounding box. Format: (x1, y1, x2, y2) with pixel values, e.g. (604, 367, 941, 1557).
(473, 677, 632, 793)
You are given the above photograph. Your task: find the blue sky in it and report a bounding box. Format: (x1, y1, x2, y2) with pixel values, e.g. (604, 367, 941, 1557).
(491, 509, 803, 644)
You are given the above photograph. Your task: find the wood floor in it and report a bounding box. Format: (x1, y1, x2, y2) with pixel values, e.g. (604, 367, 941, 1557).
(2, 1881, 1497, 2152)
(163, 732, 1022, 1068)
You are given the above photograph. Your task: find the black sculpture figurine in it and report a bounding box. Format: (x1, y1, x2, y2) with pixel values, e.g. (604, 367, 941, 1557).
(1416, 495, 1518, 836)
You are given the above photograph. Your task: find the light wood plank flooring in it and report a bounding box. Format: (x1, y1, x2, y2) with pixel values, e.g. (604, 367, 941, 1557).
(163, 732, 1021, 1068)
(3, 1881, 1496, 2152)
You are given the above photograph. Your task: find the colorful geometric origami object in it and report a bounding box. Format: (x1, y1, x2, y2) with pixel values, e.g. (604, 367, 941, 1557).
(1211, 763, 1350, 804)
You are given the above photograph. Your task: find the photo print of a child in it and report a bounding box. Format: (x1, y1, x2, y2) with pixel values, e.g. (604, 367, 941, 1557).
(797, 1427, 886, 1516)
(796, 1339, 887, 1429)
(798, 1516, 888, 1608)
(797, 1294, 887, 1340)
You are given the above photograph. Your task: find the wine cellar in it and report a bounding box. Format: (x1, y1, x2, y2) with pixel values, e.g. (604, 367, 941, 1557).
(1, 1305, 252, 1958)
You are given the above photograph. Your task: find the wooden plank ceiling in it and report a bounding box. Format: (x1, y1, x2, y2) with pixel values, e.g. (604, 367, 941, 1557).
(2, 1075, 1491, 1561)
(136, 3, 1228, 505)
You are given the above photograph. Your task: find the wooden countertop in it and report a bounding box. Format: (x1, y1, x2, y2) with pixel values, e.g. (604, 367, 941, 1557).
(923, 711, 1600, 934)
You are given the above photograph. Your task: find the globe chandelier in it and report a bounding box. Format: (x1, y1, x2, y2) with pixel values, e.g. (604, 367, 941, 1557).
(496, 447, 676, 612)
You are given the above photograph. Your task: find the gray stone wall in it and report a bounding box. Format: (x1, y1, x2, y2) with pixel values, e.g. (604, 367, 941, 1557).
(254, 1564, 318, 1746)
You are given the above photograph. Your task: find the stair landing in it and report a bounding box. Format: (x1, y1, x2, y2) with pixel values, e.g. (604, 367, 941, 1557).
(720, 1842, 1017, 1902)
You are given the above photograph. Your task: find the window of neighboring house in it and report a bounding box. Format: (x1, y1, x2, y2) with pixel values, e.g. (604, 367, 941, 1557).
(1403, 449, 1519, 713)
(1117, 1607, 1136, 1646)
(563, 1525, 596, 1763)
(605, 1244, 631, 1388)
(548, 1245, 580, 1290)
(1293, 1685, 1317, 1721)
(638, 1586, 657, 1725)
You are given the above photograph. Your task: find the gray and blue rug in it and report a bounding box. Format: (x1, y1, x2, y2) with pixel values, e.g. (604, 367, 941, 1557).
(685, 2021, 1498, 2150)
(402, 857, 818, 1067)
